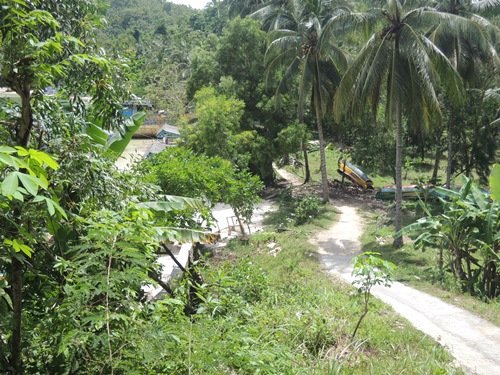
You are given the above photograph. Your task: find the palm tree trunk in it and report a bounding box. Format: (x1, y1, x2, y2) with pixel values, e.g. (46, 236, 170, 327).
(392, 36, 403, 248)
(301, 141, 311, 184)
(431, 146, 441, 184)
(445, 115, 454, 189)
(313, 63, 329, 203)
(446, 39, 459, 189)
(316, 115, 329, 202)
(297, 115, 310, 184)
(431, 129, 443, 184)
(393, 100, 404, 248)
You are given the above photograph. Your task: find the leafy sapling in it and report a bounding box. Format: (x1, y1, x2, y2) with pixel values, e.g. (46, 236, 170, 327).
(351, 251, 395, 339)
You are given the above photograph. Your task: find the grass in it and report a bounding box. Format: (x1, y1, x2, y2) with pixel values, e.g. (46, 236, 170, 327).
(180, 201, 463, 374)
(360, 208, 500, 327)
(284, 145, 345, 184)
(285, 145, 449, 189)
(286, 144, 500, 325)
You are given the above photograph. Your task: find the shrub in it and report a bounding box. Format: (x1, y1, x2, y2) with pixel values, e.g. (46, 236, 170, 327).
(294, 196, 322, 225)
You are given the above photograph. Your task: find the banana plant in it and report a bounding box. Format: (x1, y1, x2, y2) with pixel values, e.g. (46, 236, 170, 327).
(138, 195, 216, 244)
(401, 175, 499, 297)
(86, 111, 146, 159)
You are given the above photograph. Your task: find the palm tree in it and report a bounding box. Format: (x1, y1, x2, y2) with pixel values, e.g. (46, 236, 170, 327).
(334, 0, 465, 247)
(427, 0, 499, 187)
(262, 0, 354, 201)
(226, 0, 268, 18)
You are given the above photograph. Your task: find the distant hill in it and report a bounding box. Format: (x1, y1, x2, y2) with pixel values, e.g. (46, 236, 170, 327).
(96, 0, 212, 121)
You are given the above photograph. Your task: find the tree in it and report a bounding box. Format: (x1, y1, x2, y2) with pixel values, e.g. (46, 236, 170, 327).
(0, 2, 61, 146)
(186, 44, 220, 100)
(140, 147, 263, 235)
(334, 0, 464, 247)
(263, 1, 354, 201)
(226, 0, 267, 18)
(451, 87, 499, 183)
(0, 1, 128, 372)
(0, 146, 66, 374)
(181, 87, 253, 167)
(217, 17, 268, 112)
(185, 18, 283, 185)
(428, 0, 500, 188)
(276, 121, 310, 165)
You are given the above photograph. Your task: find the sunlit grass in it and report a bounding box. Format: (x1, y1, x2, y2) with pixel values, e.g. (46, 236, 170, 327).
(285, 146, 450, 189)
(360, 209, 500, 326)
(189, 203, 463, 374)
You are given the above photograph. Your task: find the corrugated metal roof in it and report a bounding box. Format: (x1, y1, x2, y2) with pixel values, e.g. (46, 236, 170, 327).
(157, 124, 180, 137)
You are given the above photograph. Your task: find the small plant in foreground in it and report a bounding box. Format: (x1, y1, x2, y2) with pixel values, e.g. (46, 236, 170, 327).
(351, 252, 395, 339)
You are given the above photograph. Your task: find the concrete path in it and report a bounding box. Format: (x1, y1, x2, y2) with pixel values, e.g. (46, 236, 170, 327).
(274, 164, 303, 186)
(211, 201, 275, 239)
(143, 201, 275, 300)
(312, 203, 500, 375)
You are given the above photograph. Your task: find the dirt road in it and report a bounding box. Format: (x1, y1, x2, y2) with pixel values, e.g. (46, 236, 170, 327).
(312, 202, 500, 375)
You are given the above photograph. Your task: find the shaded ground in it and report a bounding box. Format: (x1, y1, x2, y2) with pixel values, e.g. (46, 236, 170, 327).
(311, 201, 500, 375)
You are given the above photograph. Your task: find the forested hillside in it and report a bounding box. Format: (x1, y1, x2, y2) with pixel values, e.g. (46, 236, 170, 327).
(96, 0, 206, 120)
(0, 0, 499, 373)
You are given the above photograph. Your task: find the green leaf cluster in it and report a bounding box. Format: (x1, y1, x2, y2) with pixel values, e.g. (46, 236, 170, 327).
(141, 146, 263, 224)
(402, 176, 500, 298)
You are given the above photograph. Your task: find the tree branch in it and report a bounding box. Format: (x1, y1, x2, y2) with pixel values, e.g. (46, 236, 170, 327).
(148, 271, 174, 297)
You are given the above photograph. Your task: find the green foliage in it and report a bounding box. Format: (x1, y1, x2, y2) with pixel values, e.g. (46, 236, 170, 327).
(186, 44, 220, 100)
(217, 17, 267, 109)
(151, 218, 458, 374)
(450, 89, 499, 183)
(141, 146, 235, 203)
(29, 205, 159, 373)
(263, 0, 354, 200)
(184, 17, 289, 185)
(264, 192, 324, 228)
(352, 252, 396, 290)
(402, 176, 500, 298)
(276, 121, 309, 158)
(193, 259, 269, 318)
(87, 111, 146, 158)
(294, 196, 323, 225)
(491, 164, 500, 202)
(48, 135, 151, 215)
(0, 0, 131, 150)
(0, 136, 214, 372)
(0, 0, 497, 372)
(181, 87, 248, 165)
(334, 0, 467, 244)
(0, 145, 68, 371)
(0, 146, 66, 246)
(140, 146, 263, 225)
(350, 122, 396, 180)
(97, 0, 206, 123)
